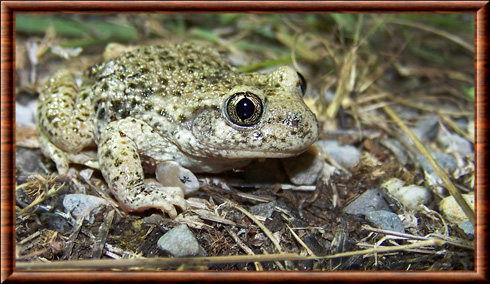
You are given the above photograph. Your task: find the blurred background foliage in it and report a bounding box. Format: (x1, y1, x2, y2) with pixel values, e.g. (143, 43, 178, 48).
(16, 13, 474, 105)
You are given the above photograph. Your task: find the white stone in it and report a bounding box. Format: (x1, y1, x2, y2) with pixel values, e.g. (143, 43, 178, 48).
(439, 193, 475, 225)
(382, 178, 406, 193)
(156, 161, 200, 195)
(388, 184, 432, 211)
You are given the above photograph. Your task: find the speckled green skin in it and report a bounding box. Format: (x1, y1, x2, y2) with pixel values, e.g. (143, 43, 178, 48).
(37, 43, 319, 218)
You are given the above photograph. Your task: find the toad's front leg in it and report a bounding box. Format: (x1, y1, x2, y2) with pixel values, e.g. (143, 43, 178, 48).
(98, 118, 188, 218)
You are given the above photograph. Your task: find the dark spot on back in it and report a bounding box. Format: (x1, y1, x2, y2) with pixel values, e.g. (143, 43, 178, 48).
(98, 108, 106, 119)
(119, 109, 131, 118)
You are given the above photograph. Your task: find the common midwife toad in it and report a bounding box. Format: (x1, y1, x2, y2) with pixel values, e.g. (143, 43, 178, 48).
(37, 43, 319, 218)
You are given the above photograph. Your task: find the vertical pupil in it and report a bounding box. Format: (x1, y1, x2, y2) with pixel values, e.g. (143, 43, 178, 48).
(236, 98, 254, 120)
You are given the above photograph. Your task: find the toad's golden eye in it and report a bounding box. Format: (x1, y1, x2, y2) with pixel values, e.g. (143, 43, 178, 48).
(224, 92, 263, 127)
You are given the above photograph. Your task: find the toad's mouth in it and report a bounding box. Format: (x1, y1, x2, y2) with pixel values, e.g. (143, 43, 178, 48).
(209, 143, 315, 159)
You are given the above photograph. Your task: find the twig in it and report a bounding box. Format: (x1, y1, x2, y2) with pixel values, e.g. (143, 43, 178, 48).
(65, 216, 84, 260)
(427, 233, 474, 251)
(104, 243, 143, 259)
(225, 227, 263, 271)
(92, 209, 115, 259)
(279, 184, 317, 191)
(260, 248, 286, 271)
(18, 231, 41, 246)
(191, 209, 242, 227)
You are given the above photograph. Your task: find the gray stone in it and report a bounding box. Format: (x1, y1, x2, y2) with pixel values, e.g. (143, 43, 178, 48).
(157, 224, 206, 257)
(411, 115, 440, 142)
(417, 152, 457, 174)
(15, 147, 44, 175)
(250, 201, 276, 218)
(315, 140, 361, 169)
(380, 139, 408, 165)
(437, 132, 473, 156)
(343, 188, 392, 216)
(365, 210, 405, 233)
(16, 100, 37, 127)
(282, 151, 323, 185)
(458, 220, 474, 236)
(63, 194, 109, 223)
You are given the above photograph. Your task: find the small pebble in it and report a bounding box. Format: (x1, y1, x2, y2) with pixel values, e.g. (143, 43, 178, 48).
(411, 115, 440, 142)
(63, 194, 109, 223)
(282, 151, 323, 185)
(439, 193, 475, 225)
(343, 188, 392, 216)
(250, 201, 276, 218)
(315, 140, 361, 169)
(458, 220, 474, 237)
(386, 184, 432, 211)
(156, 161, 200, 195)
(15, 101, 37, 127)
(157, 224, 207, 257)
(365, 210, 405, 233)
(437, 132, 473, 156)
(381, 178, 405, 193)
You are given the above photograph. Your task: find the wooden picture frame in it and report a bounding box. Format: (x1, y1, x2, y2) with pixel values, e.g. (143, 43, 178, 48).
(2, 1, 487, 282)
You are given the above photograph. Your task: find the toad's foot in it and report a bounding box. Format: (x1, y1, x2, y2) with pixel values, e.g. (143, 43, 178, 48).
(116, 179, 187, 218)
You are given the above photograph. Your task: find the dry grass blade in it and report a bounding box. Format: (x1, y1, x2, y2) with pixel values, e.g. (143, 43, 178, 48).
(326, 47, 358, 120)
(362, 225, 430, 241)
(65, 216, 84, 260)
(16, 239, 445, 271)
(363, 225, 474, 250)
(427, 233, 474, 250)
(224, 227, 263, 270)
(388, 20, 473, 52)
(440, 114, 474, 144)
(287, 225, 316, 256)
(390, 95, 474, 117)
(226, 199, 285, 254)
(382, 104, 475, 225)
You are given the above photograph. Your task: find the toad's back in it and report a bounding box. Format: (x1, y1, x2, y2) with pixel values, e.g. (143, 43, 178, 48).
(86, 44, 247, 139)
